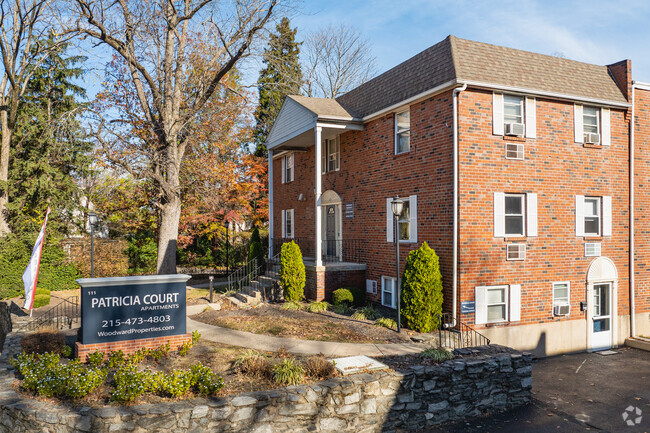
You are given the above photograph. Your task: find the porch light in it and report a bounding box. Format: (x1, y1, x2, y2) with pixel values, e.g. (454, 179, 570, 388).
(391, 197, 405, 217)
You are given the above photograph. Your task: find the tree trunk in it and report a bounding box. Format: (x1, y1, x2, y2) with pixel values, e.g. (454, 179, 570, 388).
(0, 109, 11, 236)
(157, 193, 181, 274)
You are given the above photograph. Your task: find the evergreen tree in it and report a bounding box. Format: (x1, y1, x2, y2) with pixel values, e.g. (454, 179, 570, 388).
(8, 37, 91, 236)
(253, 17, 302, 157)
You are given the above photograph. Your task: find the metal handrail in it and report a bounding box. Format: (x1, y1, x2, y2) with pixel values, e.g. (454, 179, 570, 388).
(436, 311, 490, 350)
(26, 296, 80, 331)
(228, 257, 259, 292)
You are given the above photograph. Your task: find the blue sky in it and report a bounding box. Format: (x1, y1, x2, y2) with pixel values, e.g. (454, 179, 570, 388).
(286, 0, 650, 84)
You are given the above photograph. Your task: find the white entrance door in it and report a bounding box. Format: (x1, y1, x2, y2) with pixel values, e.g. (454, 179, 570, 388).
(591, 282, 612, 350)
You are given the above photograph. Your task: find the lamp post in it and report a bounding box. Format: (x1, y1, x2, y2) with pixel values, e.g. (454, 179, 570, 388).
(88, 211, 98, 278)
(391, 197, 405, 333)
(225, 220, 230, 276)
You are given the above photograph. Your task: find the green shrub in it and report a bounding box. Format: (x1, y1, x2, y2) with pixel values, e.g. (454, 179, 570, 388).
(351, 306, 381, 321)
(281, 300, 302, 310)
(0, 234, 80, 299)
(272, 358, 304, 385)
(112, 365, 154, 402)
(159, 370, 193, 397)
(343, 286, 364, 307)
(34, 287, 50, 296)
(375, 317, 397, 330)
(189, 363, 225, 395)
(86, 350, 105, 367)
(178, 340, 193, 356)
(61, 345, 72, 358)
(125, 231, 157, 275)
(127, 349, 147, 365)
(32, 293, 50, 308)
(420, 348, 454, 363)
(147, 342, 171, 361)
(279, 241, 305, 301)
(105, 350, 127, 368)
(332, 288, 353, 306)
(328, 303, 348, 315)
(400, 242, 444, 332)
(191, 330, 201, 343)
(306, 301, 330, 313)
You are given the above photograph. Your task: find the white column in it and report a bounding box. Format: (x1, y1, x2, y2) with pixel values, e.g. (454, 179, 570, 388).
(268, 149, 274, 257)
(315, 127, 323, 266)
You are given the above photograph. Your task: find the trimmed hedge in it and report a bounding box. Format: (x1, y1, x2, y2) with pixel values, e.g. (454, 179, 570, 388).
(400, 242, 443, 333)
(332, 288, 353, 306)
(33, 294, 51, 308)
(279, 241, 305, 302)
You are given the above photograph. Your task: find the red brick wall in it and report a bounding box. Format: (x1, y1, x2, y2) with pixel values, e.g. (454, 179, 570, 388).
(75, 333, 192, 363)
(457, 88, 631, 328)
(634, 88, 650, 315)
(273, 91, 455, 309)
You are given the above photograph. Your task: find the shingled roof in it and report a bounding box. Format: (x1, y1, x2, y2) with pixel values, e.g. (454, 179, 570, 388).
(287, 95, 358, 119)
(335, 35, 628, 118)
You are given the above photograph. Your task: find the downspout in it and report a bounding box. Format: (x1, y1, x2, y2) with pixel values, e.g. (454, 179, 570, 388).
(630, 83, 636, 337)
(453, 83, 467, 322)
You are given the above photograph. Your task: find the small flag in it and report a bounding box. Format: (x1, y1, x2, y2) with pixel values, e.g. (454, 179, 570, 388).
(22, 207, 51, 310)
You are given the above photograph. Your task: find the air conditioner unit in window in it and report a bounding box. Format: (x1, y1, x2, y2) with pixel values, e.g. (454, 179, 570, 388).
(504, 122, 525, 136)
(553, 304, 570, 316)
(584, 133, 600, 144)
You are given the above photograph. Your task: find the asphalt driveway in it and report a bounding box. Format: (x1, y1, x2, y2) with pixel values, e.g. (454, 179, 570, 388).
(422, 346, 650, 433)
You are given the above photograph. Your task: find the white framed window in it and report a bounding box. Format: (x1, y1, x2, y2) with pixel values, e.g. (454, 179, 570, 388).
(494, 192, 537, 238)
(505, 194, 525, 237)
(552, 282, 570, 316)
(503, 95, 524, 124)
(584, 242, 601, 257)
(574, 104, 610, 145)
(322, 137, 340, 173)
(493, 93, 536, 138)
(281, 153, 294, 183)
(505, 142, 524, 160)
(386, 195, 417, 243)
(381, 276, 396, 308)
(475, 284, 521, 324)
(281, 209, 294, 239)
(395, 109, 410, 154)
(506, 243, 526, 261)
(575, 195, 611, 237)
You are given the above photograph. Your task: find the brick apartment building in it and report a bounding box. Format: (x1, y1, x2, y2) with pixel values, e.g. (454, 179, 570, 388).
(265, 35, 650, 356)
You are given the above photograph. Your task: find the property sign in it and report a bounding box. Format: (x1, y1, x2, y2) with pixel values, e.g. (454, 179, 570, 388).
(345, 203, 354, 218)
(77, 274, 190, 345)
(461, 301, 476, 314)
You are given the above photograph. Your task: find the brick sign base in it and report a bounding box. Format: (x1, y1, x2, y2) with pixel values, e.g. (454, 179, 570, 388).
(75, 333, 192, 363)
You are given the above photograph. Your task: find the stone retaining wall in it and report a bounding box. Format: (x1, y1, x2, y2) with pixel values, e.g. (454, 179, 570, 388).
(0, 334, 532, 433)
(0, 303, 10, 353)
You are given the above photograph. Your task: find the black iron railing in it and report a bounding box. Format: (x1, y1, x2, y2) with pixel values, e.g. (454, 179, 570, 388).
(436, 312, 490, 350)
(228, 257, 260, 293)
(27, 296, 80, 331)
(272, 237, 363, 264)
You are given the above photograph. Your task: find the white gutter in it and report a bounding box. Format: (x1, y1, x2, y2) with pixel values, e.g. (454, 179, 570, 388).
(630, 82, 637, 337)
(453, 83, 467, 322)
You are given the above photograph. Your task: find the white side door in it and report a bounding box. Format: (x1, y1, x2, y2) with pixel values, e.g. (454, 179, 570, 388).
(590, 282, 612, 350)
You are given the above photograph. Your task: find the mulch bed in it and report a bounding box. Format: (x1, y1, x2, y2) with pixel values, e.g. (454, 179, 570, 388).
(190, 303, 417, 344)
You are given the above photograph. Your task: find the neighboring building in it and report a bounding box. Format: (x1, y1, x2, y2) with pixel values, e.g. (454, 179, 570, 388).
(265, 35, 650, 356)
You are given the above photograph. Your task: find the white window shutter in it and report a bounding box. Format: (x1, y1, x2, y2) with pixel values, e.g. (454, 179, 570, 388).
(386, 198, 394, 242)
(281, 210, 286, 238)
(574, 104, 584, 143)
(409, 195, 417, 243)
(510, 284, 521, 322)
(494, 192, 505, 237)
(289, 209, 294, 238)
(288, 154, 294, 182)
(603, 196, 612, 236)
(475, 287, 487, 325)
(601, 108, 611, 146)
(526, 193, 538, 237)
(281, 157, 286, 184)
(493, 93, 504, 135)
(525, 97, 536, 138)
(575, 195, 585, 237)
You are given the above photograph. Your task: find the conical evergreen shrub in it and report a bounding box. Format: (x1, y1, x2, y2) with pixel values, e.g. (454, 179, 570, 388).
(400, 242, 443, 332)
(279, 241, 305, 301)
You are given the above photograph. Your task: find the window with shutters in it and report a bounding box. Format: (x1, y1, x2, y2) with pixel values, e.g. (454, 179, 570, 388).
(282, 153, 294, 183)
(505, 194, 525, 236)
(584, 197, 601, 236)
(583, 106, 600, 136)
(281, 209, 294, 239)
(395, 110, 410, 154)
(575, 105, 610, 145)
(386, 195, 417, 243)
(381, 276, 396, 308)
(485, 286, 508, 323)
(475, 284, 520, 324)
(322, 138, 340, 173)
(493, 93, 536, 138)
(503, 95, 524, 124)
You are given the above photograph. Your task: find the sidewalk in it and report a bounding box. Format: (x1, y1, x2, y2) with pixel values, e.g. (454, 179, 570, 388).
(185, 304, 427, 357)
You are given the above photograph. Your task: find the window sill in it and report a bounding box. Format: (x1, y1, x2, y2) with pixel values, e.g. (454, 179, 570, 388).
(583, 143, 602, 149)
(583, 236, 602, 241)
(394, 151, 410, 156)
(503, 135, 526, 142)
